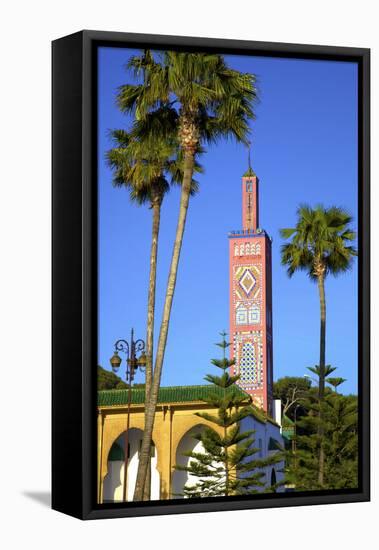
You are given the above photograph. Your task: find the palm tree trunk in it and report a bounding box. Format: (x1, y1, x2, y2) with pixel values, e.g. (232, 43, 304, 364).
(133, 150, 195, 501)
(143, 460, 151, 500)
(224, 425, 229, 497)
(317, 272, 326, 486)
(141, 198, 161, 500)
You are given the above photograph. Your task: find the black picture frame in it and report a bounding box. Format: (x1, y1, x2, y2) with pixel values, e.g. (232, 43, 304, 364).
(52, 30, 370, 520)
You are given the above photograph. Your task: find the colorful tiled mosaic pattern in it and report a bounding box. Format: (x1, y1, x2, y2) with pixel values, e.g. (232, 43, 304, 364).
(228, 172, 274, 414)
(234, 264, 261, 327)
(231, 264, 264, 391)
(233, 331, 264, 391)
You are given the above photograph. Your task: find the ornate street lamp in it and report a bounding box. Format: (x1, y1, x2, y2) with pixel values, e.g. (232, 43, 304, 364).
(110, 328, 146, 501)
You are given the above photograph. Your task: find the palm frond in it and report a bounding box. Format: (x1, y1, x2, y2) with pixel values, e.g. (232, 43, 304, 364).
(280, 205, 357, 280)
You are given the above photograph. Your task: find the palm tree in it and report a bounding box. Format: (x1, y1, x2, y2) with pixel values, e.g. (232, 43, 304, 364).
(280, 204, 357, 486)
(117, 51, 258, 501)
(107, 121, 201, 499)
(107, 129, 170, 400)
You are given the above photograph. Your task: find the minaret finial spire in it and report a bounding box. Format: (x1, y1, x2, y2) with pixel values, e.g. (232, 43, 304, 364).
(243, 140, 256, 178)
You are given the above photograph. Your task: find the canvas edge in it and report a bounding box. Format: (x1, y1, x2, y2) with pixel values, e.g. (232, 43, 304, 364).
(52, 29, 370, 520)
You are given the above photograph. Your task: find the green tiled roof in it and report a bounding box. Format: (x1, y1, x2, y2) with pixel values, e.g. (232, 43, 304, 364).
(98, 384, 249, 407)
(243, 167, 256, 177)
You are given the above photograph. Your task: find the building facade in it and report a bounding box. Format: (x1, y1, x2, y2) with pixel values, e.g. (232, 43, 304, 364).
(97, 386, 284, 503)
(229, 166, 274, 414)
(97, 163, 281, 502)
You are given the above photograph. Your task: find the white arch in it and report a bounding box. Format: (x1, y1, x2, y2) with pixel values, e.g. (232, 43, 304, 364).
(103, 428, 160, 502)
(172, 425, 219, 498)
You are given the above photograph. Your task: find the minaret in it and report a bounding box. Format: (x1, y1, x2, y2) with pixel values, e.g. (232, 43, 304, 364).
(228, 157, 274, 414)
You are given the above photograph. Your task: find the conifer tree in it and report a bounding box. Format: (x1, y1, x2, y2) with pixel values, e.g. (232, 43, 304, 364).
(280, 205, 357, 485)
(286, 371, 358, 490)
(175, 333, 283, 498)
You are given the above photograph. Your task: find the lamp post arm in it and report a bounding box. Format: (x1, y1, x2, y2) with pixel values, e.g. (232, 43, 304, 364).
(134, 339, 146, 354)
(115, 339, 130, 357)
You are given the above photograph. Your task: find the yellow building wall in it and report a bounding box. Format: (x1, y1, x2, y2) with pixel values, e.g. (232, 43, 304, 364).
(98, 402, 224, 503)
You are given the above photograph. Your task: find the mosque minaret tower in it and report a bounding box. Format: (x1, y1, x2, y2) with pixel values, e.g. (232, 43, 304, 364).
(228, 158, 274, 414)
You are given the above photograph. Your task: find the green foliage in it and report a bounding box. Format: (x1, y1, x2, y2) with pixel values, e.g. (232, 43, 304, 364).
(97, 366, 127, 390)
(280, 204, 357, 281)
(108, 52, 206, 210)
(107, 119, 204, 205)
(327, 377, 347, 392)
(285, 372, 358, 491)
(117, 50, 258, 150)
(307, 364, 336, 379)
(175, 333, 283, 498)
(273, 376, 311, 421)
(273, 376, 311, 400)
(107, 126, 170, 204)
(97, 366, 146, 391)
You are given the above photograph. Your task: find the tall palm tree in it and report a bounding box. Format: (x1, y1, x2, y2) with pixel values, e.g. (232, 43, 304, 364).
(280, 204, 357, 485)
(117, 50, 258, 501)
(107, 123, 201, 499)
(107, 128, 170, 407)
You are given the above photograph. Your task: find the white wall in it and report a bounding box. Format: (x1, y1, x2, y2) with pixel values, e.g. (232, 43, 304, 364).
(274, 399, 282, 429)
(2, 2, 377, 550)
(173, 419, 285, 496)
(240, 415, 285, 491)
(172, 426, 208, 497)
(103, 429, 160, 502)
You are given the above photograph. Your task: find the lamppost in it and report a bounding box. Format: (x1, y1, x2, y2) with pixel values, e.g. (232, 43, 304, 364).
(109, 329, 146, 502)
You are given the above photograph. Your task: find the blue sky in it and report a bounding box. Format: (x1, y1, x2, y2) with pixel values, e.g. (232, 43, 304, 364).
(98, 47, 358, 394)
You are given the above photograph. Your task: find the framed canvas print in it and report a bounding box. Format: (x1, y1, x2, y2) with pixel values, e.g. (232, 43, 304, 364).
(52, 30, 370, 520)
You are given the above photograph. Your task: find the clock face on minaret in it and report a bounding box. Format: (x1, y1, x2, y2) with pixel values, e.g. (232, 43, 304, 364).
(228, 170, 273, 414)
